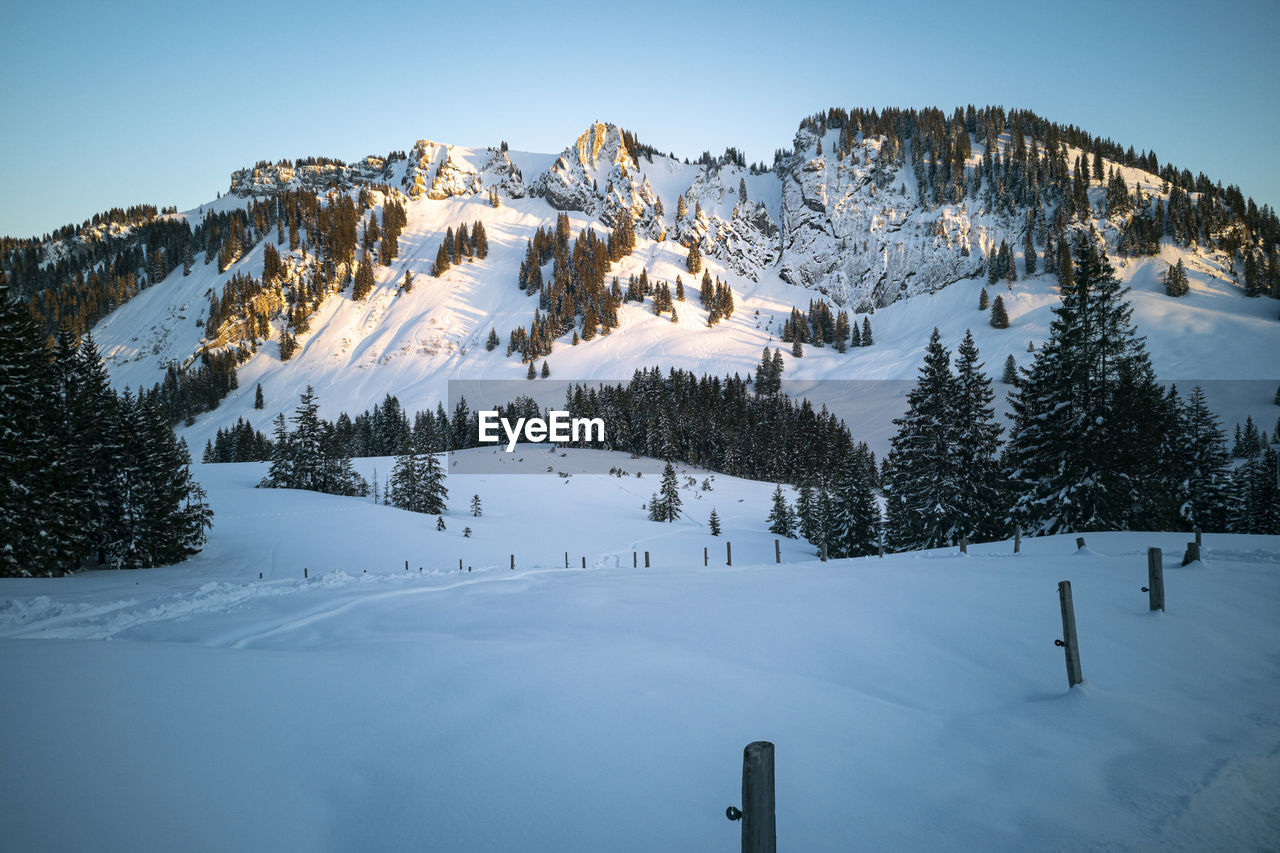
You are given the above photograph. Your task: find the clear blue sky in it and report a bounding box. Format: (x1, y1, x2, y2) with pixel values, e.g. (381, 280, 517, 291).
(2, 0, 1277, 238)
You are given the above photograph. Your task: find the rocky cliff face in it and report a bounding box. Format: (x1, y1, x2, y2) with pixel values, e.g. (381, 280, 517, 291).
(534, 123, 663, 239)
(777, 126, 989, 310)
(674, 164, 780, 281)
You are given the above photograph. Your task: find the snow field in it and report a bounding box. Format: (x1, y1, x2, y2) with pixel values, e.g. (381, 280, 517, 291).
(2, 449, 1278, 851)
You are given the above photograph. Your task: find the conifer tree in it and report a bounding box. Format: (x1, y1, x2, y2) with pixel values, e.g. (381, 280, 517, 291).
(436, 515, 446, 531)
(1175, 386, 1231, 531)
(648, 462, 682, 522)
(1002, 354, 1018, 384)
(990, 294, 1010, 328)
(470, 494, 482, 517)
(1024, 231, 1037, 277)
(1003, 234, 1173, 534)
(861, 317, 873, 345)
(828, 451, 880, 558)
(486, 327, 500, 351)
(254, 383, 264, 409)
(541, 360, 550, 378)
(979, 287, 989, 311)
(353, 249, 375, 300)
(686, 242, 701, 274)
(1164, 259, 1189, 297)
(951, 331, 1005, 541)
(708, 508, 721, 536)
(767, 485, 795, 537)
(883, 329, 961, 551)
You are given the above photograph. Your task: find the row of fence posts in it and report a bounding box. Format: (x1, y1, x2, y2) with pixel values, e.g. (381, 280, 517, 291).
(725, 527, 1203, 853)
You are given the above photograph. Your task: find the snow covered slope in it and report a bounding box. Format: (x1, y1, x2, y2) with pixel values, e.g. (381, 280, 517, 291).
(2, 450, 1278, 851)
(84, 121, 1279, 453)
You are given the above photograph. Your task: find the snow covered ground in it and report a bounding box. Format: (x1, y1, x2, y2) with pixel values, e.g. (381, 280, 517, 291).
(3, 450, 1278, 851)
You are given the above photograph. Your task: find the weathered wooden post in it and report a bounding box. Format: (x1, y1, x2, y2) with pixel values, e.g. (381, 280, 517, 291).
(1182, 541, 1200, 566)
(304, 567, 308, 579)
(581, 556, 586, 568)
(1056, 581, 1084, 688)
(565, 551, 569, 568)
(510, 554, 514, 571)
(1014, 524, 1021, 554)
(459, 558, 463, 571)
(633, 551, 637, 568)
(645, 551, 650, 568)
(405, 560, 409, 572)
(1145, 548, 1164, 612)
(258, 572, 262, 580)
(704, 546, 708, 566)
(1194, 527, 1202, 549)
(775, 539, 781, 563)
(1075, 537, 1086, 551)
(726, 541, 732, 566)
(821, 542, 828, 562)
(726, 741, 776, 853)
(960, 536, 968, 554)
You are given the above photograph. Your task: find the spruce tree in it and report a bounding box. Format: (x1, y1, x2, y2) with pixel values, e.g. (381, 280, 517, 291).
(828, 451, 880, 558)
(883, 329, 961, 551)
(951, 330, 1005, 541)
(254, 383, 264, 409)
(1175, 386, 1231, 531)
(767, 485, 795, 537)
(1002, 354, 1018, 385)
(979, 287, 989, 311)
(486, 327, 500, 351)
(470, 493, 482, 517)
(708, 508, 721, 536)
(649, 462, 682, 522)
(861, 317, 873, 345)
(686, 242, 701, 274)
(1003, 234, 1172, 534)
(990, 294, 1010, 328)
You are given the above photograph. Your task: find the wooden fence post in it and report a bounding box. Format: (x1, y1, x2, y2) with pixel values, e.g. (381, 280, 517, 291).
(304, 567, 308, 578)
(726, 741, 776, 853)
(727, 541, 732, 566)
(960, 536, 968, 554)
(510, 554, 514, 571)
(704, 546, 708, 566)
(459, 558, 463, 571)
(582, 556, 586, 569)
(1145, 548, 1164, 612)
(1182, 541, 1200, 566)
(1014, 524, 1021, 554)
(821, 542, 828, 562)
(405, 560, 409, 572)
(1075, 537, 1086, 551)
(565, 551, 569, 568)
(1194, 527, 1202, 549)
(775, 539, 781, 563)
(645, 551, 650, 568)
(1056, 580, 1084, 688)
(633, 551, 637, 568)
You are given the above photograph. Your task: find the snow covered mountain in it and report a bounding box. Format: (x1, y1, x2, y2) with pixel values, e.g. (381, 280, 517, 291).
(8, 109, 1275, 448)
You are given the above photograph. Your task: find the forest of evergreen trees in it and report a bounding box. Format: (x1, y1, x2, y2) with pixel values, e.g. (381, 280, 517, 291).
(0, 284, 212, 577)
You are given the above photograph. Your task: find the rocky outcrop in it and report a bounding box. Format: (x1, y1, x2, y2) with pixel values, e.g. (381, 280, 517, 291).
(230, 157, 391, 197)
(674, 165, 780, 281)
(535, 122, 663, 238)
